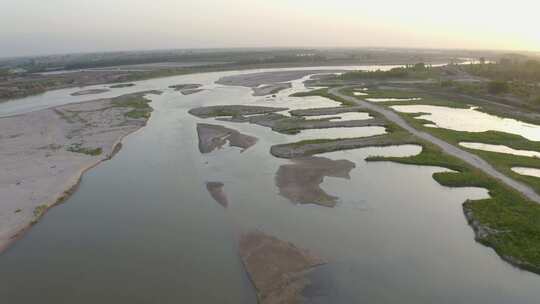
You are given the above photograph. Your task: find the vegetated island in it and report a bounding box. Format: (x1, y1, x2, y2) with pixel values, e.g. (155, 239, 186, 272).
(0, 90, 161, 252)
(169, 84, 204, 95)
(70, 88, 110, 96)
(190, 104, 384, 135)
(110, 83, 135, 88)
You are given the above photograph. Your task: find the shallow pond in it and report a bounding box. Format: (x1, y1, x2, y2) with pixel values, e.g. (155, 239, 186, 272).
(291, 126, 386, 142)
(512, 167, 540, 178)
(2, 67, 540, 303)
(460, 142, 540, 158)
(367, 97, 422, 102)
(391, 105, 540, 141)
(301, 112, 372, 122)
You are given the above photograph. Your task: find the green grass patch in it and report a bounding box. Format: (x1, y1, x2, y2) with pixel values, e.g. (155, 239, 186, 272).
(110, 94, 153, 119)
(67, 143, 103, 156)
(111, 96, 151, 109)
(125, 109, 151, 119)
(31, 205, 48, 224)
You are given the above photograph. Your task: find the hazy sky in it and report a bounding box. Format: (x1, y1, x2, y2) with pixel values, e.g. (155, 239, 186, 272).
(1, 0, 539, 57)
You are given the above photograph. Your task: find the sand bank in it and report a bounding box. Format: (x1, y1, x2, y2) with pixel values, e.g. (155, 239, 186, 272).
(0, 91, 160, 252)
(239, 231, 326, 304)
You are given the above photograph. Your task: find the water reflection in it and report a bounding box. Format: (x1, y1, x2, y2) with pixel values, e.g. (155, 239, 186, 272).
(301, 112, 372, 122)
(512, 167, 540, 178)
(460, 142, 540, 158)
(392, 105, 540, 141)
(291, 126, 386, 142)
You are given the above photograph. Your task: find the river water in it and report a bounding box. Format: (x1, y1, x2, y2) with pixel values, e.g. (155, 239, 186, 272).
(1, 67, 540, 303)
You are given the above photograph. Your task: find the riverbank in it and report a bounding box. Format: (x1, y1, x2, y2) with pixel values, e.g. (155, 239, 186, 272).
(0, 91, 160, 252)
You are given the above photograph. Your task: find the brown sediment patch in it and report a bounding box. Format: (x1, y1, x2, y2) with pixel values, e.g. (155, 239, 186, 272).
(70, 88, 110, 96)
(275, 156, 355, 207)
(0, 90, 160, 253)
(239, 231, 326, 304)
(196, 123, 258, 154)
(206, 182, 229, 208)
(189, 105, 287, 118)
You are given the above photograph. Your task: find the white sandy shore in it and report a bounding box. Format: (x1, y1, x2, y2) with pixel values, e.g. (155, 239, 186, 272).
(0, 93, 155, 252)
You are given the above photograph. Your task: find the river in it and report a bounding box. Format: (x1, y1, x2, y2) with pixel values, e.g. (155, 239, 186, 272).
(1, 66, 539, 303)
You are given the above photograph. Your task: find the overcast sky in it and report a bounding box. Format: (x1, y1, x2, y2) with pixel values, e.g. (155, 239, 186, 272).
(1, 0, 539, 57)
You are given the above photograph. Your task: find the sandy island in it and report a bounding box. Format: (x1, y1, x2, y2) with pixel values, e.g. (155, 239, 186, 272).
(276, 157, 355, 207)
(0, 90, 160, 252)
(196, 123, 258, 154)
(239, 231, 326, 304)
